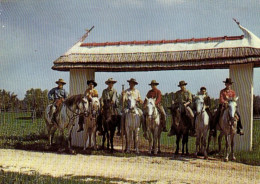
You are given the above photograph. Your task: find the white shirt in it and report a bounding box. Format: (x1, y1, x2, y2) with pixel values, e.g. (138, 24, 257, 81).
(124, 88, 141, 101)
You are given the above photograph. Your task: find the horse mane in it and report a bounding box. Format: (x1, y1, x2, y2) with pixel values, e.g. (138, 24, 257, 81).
(64, 94, 84, 107)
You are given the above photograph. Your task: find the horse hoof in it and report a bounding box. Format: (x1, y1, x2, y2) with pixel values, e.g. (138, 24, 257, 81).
(158, 150, 161, 154)
(204, 156, 208, 160)
(175, 151, 179, 155)
(186, 152, 189, 156)
(70, 149, 76, 155)
(224, 158, 229, 162)
(231, 157, 236, 161)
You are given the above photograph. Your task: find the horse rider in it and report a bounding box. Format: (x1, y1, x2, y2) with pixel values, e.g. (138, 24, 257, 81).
(121, 78, 144, 129)
(77, 80, 99, 132)
(48, 79, 68, 124)
(211, 78, 244, 136)
(100, 78, 121, 136)
(168, 80, 196, 136)
(198, 86, 213, 124)
(143, 80, 168, 139)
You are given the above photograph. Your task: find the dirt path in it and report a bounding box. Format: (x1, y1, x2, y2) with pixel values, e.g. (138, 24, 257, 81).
(0, 149, 259, 183)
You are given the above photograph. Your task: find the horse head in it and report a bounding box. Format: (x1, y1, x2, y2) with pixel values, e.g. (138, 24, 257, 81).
(145, 97, 156, 120)
(64, 94, 89, 116)
(194, 95, 205, 115)
(227, 96, 239, 122)
(127, 95, 137, 111)
(89, 96, 100, 119)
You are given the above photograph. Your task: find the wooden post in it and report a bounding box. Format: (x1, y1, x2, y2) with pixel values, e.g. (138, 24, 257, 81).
(229, 63, 253, 151)
(70, 69, 95, 147)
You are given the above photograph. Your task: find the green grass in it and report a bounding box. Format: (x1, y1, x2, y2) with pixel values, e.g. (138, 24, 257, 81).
(0, 170, 149, 184)
(0, 112, 259, 165)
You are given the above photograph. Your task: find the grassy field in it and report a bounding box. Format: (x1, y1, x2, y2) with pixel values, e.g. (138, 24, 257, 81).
(0, 112, 259, 165)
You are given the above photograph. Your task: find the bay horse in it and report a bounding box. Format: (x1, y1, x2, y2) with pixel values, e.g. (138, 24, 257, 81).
(217, 97, 239, 162)
(124, 95, 141, 154)
(101, 99, 121, 152)
(44, 94, 89, 150)
(83, 97, 100, 151)
(144, 98, 162, 155)
(194, 95, 209, 159)
(168, 101, 191, 155)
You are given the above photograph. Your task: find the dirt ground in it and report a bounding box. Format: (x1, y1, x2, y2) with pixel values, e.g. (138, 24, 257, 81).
(0, 149, 259, 183)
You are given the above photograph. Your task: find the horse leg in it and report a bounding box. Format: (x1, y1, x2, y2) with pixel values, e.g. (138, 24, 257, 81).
(184, 133, 189, 155)
(134, 130, 139, 154)
(195, 133, 200, 157)
(203, 130, 208, 159)
(102, 132, 105, 150)
(110, 129, 115, 153)
(231, 134, 236, 161)
(175, 135, 180, 155)
(158, 131, 161, 154)
(106, 131, 110, 150)
(148, 131, 152, 154)
(126, 129, 131, 153)
(153, 129, 158, 155)
(218, 132, 223, 153)
(49, 127, 57, 146)
(93, 127, 97, 151)
(88, 131, 92, 149)
(224, 135, 229, 162)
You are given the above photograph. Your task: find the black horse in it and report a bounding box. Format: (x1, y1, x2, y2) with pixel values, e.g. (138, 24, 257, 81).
(168, 103, 191, 155)
(99, 99, 121, 152)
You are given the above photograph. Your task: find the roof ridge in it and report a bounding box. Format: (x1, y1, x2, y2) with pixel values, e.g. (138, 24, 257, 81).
(80, 35, 244, 47)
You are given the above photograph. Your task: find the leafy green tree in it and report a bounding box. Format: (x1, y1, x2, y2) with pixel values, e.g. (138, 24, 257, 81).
(0, 89, 20, 111)
(23, 88, 48, 118)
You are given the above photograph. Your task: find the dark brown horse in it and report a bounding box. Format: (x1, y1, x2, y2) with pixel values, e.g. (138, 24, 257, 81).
(168, 103, 191, 155)
(100, 99, 121, 152)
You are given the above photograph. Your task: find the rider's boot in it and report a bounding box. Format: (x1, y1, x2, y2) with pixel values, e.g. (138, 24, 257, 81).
(77, 115, 84, 132)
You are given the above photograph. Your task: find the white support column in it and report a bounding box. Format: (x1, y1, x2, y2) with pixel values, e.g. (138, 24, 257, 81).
(69, 69, 95, 147)
(229, 63, 253, 151)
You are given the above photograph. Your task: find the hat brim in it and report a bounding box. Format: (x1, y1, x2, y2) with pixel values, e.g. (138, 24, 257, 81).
(178, 83, 187, 87)
(127, 80, 138, 85)
(105, 81, 117, 85)
(87, 81, 97, 87)
(149, 83, 159, 86)
(56, 81, 66, 85)
(223, 81, 234, 84)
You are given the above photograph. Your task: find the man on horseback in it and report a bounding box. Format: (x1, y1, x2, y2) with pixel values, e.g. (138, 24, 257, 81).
(48, 79, 68, 124)
(100, 78, 121, 136)
(121, 78, 144, 130)
(143, 80, 167, 139)
(168, 80, 196, 136)
(77, 80, 99, 132)
(211, 78, 244, 136)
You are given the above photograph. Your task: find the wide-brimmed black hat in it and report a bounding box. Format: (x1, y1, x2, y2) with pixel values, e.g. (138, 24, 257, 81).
(200, 86, 207, 91)
(105, 78, 117, 85)
(223, 78, 234, 84)
(127, 78, 138, 85)
(56, 78, 66, 85)
(149, 80, 159, 86)
(178, 80, 187, 87)
(87, 80, 97, 87)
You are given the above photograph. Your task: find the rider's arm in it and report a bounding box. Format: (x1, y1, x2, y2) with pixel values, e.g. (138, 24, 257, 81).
(155, 90, 162, 105)
(219, 90, 226, 104)
(48, 88, 55, 101)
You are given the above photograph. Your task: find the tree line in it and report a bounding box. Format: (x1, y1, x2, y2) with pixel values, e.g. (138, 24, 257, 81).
(1, 88, 260, 117)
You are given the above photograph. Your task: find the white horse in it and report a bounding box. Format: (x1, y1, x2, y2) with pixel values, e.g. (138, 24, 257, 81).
(83, 97, 100, 151)
(124, 95, 141, 153)
(194, 95, 209, 159)
(145, 98, 162, 155)
(218, 97, 239, 162)
(44, 94, 89, 150)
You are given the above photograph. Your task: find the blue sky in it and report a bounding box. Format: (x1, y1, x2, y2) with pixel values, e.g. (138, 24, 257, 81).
(0, 0, 260, 99)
